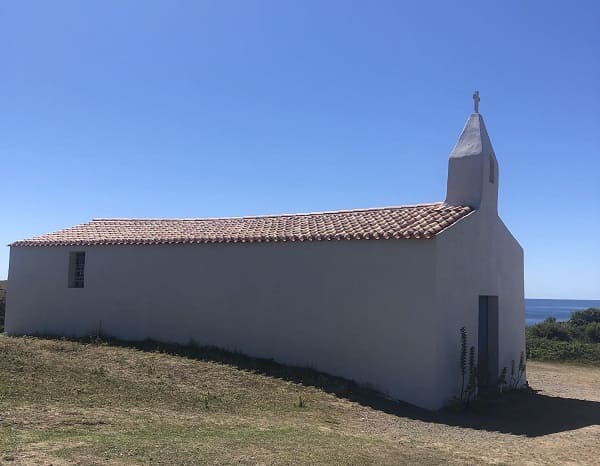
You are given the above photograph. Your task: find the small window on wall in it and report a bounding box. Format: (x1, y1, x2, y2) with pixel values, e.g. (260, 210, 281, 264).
(68, 252, 86, 288)
(489, 157, 495, 183)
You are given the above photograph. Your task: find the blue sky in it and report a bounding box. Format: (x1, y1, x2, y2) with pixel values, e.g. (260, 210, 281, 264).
(1, 1, 598, 299)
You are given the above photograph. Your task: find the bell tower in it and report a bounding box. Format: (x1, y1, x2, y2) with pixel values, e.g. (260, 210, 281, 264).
(445, 91, 499, 214)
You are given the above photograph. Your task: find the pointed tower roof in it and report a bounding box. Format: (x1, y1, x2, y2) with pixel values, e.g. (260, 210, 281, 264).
(450, 112, 495, 159)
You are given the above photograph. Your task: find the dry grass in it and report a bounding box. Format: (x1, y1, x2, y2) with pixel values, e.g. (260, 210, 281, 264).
(0, 335, 599, 465)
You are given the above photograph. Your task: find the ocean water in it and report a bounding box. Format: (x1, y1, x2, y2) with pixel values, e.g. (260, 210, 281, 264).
(525, 299, 600, 326)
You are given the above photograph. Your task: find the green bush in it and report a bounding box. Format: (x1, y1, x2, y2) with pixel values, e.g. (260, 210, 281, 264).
(527, 336, 600, 364)
(584, 322, 600, 343)
(570, 308, 600, 326)
(526, 308, 600, 363)
(527, 317, 572, 341)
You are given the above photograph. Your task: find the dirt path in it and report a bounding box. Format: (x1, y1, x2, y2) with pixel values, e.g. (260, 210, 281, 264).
(528, 361, 600, 402)
(358, 361, 600, 465)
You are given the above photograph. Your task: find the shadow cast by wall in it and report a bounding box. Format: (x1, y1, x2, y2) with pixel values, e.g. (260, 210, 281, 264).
(49, 336, 600, 438)
(435, 390, 600, 436)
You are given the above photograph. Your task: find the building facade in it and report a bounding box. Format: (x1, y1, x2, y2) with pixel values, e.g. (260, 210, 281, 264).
(5, 108, 526, 410)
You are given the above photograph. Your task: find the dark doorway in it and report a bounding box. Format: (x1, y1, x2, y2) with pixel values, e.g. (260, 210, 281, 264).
(478, 296, 499, 396)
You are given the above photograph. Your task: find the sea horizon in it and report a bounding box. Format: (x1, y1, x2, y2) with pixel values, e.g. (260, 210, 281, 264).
(526, 297, 600, 301)
(525, 298, 600, 326)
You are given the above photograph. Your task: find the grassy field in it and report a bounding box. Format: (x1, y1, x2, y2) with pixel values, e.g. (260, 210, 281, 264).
(1, 336, 599, 465)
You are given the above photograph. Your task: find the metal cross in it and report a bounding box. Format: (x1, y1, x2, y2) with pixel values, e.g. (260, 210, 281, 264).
(473, 90, 480, 113)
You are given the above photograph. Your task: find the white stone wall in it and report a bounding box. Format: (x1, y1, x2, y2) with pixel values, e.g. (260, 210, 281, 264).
(434, 209, 526, 403)
(6, 239, 446, 409)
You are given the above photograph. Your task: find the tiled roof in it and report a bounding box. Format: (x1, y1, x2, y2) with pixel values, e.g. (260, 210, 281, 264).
(11, 203, 472, 247)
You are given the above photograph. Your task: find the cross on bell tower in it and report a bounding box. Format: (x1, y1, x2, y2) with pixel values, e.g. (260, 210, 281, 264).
(473, 90, 480, 113)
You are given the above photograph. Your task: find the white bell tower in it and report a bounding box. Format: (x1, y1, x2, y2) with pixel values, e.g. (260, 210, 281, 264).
(445, 91, 499, 213)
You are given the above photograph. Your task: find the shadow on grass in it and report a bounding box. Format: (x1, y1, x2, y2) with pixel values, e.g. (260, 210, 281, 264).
(43, 335, 600, 437)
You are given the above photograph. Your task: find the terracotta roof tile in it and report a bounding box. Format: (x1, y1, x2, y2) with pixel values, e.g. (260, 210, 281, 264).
(10, 203, 472, 247)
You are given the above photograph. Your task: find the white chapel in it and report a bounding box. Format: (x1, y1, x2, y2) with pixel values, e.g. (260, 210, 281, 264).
(5, 95, 526, 409)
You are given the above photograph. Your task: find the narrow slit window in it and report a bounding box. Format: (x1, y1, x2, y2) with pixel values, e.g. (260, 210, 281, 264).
(69, 252, 86, 288)
(489, 157, 495, 183)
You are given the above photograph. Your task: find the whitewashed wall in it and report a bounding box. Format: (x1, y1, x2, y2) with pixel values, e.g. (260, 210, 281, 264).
(6, 239, 446, 409)
(434, 209, 526, 403)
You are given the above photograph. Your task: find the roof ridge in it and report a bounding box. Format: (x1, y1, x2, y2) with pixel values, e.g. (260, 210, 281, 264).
(91, 202, 446, 222)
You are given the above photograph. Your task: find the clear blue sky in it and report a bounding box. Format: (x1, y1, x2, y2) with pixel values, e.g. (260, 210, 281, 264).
(1, 1, 598, 299)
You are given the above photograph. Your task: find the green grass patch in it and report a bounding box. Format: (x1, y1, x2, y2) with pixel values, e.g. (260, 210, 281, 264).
(0, 335, 458, 465)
